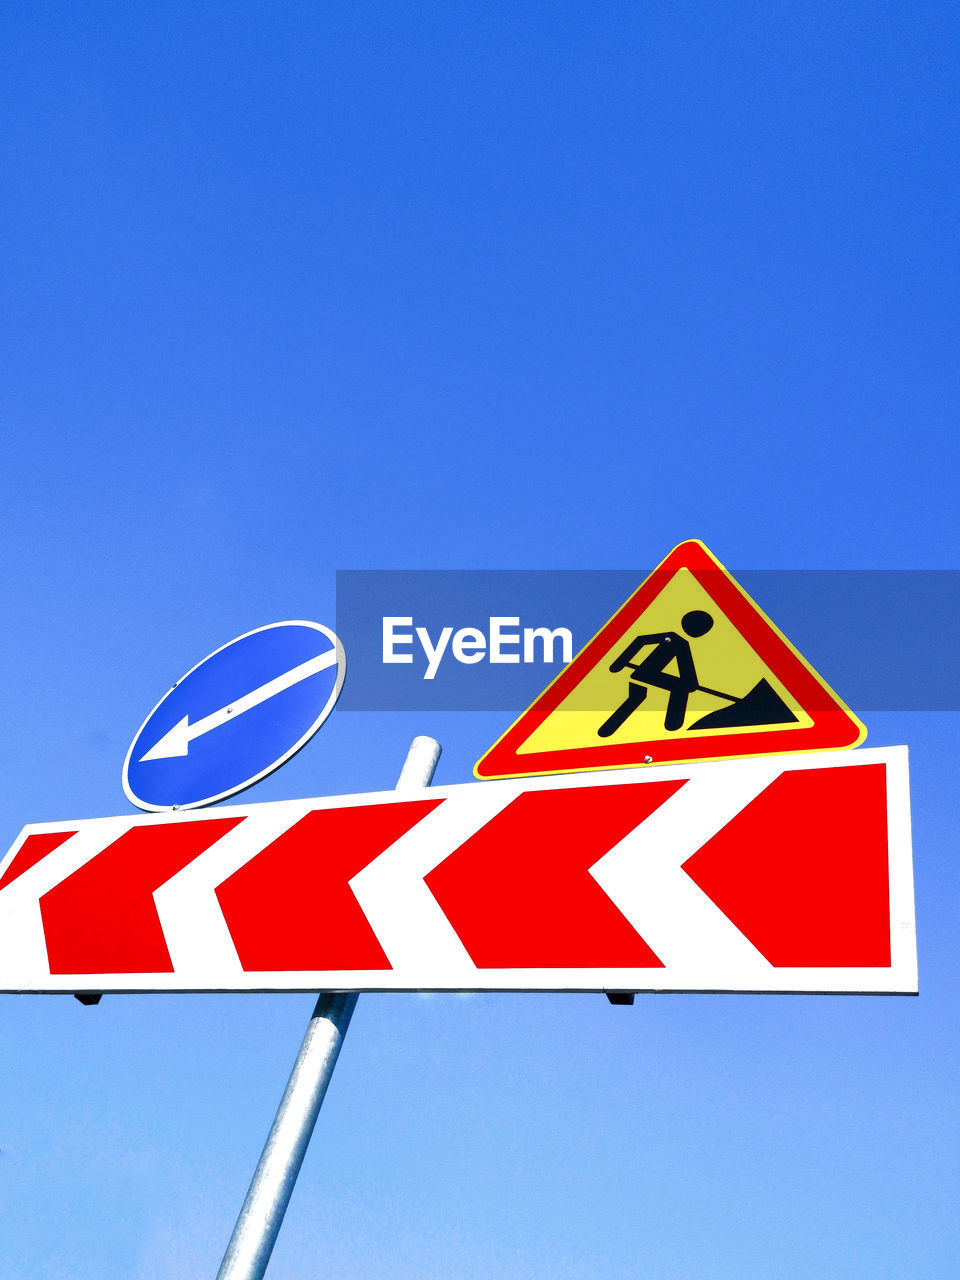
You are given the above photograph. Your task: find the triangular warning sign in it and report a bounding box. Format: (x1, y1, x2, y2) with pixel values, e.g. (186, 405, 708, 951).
(475, 540, 866, 779)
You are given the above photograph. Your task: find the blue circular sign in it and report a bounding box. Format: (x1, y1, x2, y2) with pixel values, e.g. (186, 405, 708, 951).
(122, 621, 345, 812)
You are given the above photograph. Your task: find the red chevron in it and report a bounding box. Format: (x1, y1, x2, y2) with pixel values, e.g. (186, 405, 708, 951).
(216, 798, 444, 971)
(681, 764, 891, 967)
(40, 818, 244, 974)
(424, 780, 685, 968)
(0, 831, 76, 891)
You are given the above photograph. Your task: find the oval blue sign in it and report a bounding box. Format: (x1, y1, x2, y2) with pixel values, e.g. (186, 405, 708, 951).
(122, 621, 345, 811)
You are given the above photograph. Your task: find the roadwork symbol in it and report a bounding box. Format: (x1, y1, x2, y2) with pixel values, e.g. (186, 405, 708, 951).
(599, 608, 799, 738)
(475, 540, 866, 778)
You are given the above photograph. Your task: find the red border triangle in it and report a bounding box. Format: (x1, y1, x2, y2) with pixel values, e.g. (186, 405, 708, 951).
(475, 540, 866, 779)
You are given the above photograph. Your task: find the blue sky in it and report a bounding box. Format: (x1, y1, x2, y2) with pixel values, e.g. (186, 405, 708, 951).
(1, 3, 958, 1277)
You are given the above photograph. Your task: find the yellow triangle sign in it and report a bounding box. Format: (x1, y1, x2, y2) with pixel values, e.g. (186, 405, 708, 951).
(475, 540, 865, 779)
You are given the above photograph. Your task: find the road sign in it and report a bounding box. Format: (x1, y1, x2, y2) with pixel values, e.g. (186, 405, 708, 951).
(475, 540, 865, 779)
(1, 747, 914, 994)
(122, 621, 345, 812)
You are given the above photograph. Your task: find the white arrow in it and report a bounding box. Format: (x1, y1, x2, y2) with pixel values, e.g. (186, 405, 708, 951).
(139, 648, 340, 761)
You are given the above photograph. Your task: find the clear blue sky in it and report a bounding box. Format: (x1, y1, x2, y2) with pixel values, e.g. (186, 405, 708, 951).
(2, 3, 958, 1277)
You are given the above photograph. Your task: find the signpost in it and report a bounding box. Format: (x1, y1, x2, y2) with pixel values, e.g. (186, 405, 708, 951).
(215, 735, 442, 1280)
(123, 621, 345, 811)
(0, 746, 915, 996)
(0, 549, 919, 1278)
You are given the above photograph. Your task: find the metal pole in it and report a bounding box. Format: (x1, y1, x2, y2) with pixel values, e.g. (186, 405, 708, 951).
(215, 736, 442, 1280)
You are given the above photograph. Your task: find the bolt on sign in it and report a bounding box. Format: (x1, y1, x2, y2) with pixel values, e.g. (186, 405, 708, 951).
(0, 747, 914, 995)
(475, 540, 866, 779)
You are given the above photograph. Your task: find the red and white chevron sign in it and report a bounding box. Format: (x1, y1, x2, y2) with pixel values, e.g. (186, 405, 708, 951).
(0, 746, 915, 995)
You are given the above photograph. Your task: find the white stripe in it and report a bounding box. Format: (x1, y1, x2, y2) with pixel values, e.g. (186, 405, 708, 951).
(591, 767, 779, 981)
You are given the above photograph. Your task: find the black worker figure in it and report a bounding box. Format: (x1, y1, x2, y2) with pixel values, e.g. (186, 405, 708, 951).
(597, 609, 800, 739)
(598, 610, 715, 737)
